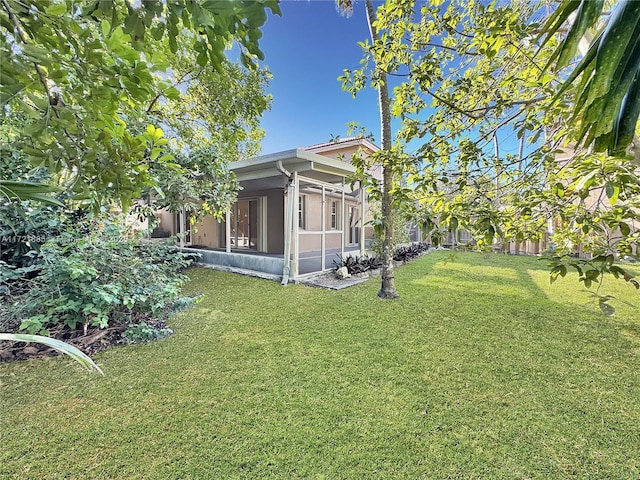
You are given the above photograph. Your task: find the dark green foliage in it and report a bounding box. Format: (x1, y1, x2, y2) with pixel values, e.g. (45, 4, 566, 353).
(393, 242, 431, 263)
(334, 242, 431, 274)
(0, 215, 196, 336)
(333, 253, 382, 275)
(124, 322, 173, 344)
(0, 201, 86, 270)
(0, 0, 279, 210)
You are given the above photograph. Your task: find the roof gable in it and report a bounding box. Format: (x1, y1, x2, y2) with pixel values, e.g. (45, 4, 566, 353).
(304, 137, 379, 156)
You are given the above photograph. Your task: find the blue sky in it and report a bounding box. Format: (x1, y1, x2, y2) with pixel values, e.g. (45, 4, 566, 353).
(256, 0, 381, 154)
(254, 0, 529, 160)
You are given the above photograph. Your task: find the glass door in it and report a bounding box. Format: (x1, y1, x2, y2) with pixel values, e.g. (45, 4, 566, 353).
(228, 199, 258, 250)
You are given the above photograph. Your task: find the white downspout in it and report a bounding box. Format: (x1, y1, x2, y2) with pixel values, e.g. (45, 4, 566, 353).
(277, 160, 293, 285)
(340, 179, 345, 259)
(292, 171, 300, 279)
(321, 185, 326, 271)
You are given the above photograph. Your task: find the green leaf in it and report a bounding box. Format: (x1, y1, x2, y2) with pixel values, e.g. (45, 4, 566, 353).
(101, 19, 110, 38)
(619, 222, 631, 236)
(0, 334, 103, 374)
(21, 44, 52, 66)
(604, 182, 620, 204)
(0, 180, 64, 206)
(45, 2, 67, 16)
(196, 49, 208, 67)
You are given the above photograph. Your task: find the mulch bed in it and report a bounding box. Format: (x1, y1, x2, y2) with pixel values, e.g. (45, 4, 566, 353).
(0, 315, 170, 364)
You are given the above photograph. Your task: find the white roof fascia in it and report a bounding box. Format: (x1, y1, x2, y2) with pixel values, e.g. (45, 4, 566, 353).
(230, 149, 355, 179)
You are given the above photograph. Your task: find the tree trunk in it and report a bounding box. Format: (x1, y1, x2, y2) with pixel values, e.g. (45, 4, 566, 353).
(365, 0, 398, 299)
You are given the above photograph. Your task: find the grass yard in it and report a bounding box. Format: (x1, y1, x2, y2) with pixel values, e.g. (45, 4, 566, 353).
(1, 252, 639, 479)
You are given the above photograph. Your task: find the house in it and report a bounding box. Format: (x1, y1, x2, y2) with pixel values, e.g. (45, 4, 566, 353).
(154, 137, 381, 283)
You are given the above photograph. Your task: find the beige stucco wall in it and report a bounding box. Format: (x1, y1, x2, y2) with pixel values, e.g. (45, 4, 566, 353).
(192, 215, 222, 248)
(309, 143, 379, 244)
(297, 189, 359, 252)
(156, 210, 176, 236)
(298, 231, 344, 252)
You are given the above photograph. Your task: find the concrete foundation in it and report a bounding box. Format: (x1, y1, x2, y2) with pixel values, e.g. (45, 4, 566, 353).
(184, 248, 284, 277)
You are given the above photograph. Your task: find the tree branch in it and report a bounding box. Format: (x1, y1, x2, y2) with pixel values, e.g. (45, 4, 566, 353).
(1, 0, 55, 106)
(146, 68, 204, 113)
(408, 41, 479, 56)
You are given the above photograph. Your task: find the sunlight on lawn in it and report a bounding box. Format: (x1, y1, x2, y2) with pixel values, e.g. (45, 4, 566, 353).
(411, 257, 540, 300)
(2, 252, 639, 479)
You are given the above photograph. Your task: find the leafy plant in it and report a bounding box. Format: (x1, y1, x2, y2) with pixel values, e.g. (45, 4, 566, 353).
(393, 242, 431, 263)
(333, 253, 382, 275)
(0, 333, 103, 373)
(1, 215, 196, 337)
(538, 0, 640, 155)
(0, 0, 281, 210)
(124, 323, 173, 344)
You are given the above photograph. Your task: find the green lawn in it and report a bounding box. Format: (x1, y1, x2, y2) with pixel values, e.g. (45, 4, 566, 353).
(1, 252, 639, 479)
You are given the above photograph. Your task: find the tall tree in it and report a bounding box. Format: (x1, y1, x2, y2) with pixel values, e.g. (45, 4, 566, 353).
(138, 43, 273, 223)
(341, 0, 638, 293)
(337, 0, 399, 299)
(0, 0, 280, 209)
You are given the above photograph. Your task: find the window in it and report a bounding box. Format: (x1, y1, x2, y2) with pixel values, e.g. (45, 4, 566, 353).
(348, 206, 358, 244)
(298, 195, 306, 229)
(331, 201, 339, 229)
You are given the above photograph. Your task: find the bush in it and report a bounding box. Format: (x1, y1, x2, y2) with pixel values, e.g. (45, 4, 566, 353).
(393, 242, 431, 263)
(124, 322, 174, 344)
(333, 253, 382, 275)
(333, 242, 431, 275)
(1, 215, 196, 337)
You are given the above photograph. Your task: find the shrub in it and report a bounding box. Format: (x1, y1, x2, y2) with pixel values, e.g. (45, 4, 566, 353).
(333, 242, 431, 274)
(393, 242, 431, 263)
(1, 215, 196, 336)
(333, 253, 382, 275)
(124, 322, 173, 344)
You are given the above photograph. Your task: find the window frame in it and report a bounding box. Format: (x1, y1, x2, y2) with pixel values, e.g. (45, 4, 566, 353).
(298, 194, 306, 230)
(330, 200, 339, 230)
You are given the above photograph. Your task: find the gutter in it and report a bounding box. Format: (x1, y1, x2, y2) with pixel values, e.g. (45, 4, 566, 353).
(276, 159, 291, 178)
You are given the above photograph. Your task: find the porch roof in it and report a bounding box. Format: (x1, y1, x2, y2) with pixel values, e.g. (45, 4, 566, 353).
(230, 149, 356, 190)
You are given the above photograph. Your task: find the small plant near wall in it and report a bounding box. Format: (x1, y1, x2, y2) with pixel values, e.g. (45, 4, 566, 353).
(333, 253, 382, 275)
(124, 322, 174, 344)
(334, 242, 431, 275)
(392, 242, 431, 263)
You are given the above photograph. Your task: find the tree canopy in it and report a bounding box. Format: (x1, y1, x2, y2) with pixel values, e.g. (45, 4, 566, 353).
(340, 0, 638, 294)
(0, 0, 280, 210)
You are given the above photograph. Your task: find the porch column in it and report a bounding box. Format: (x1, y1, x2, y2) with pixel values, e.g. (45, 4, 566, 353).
(225, 209, 231, 253)
(359, 180, 365, 255)
(321, 185, 326, 271)
(292, 171, 299, 278)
